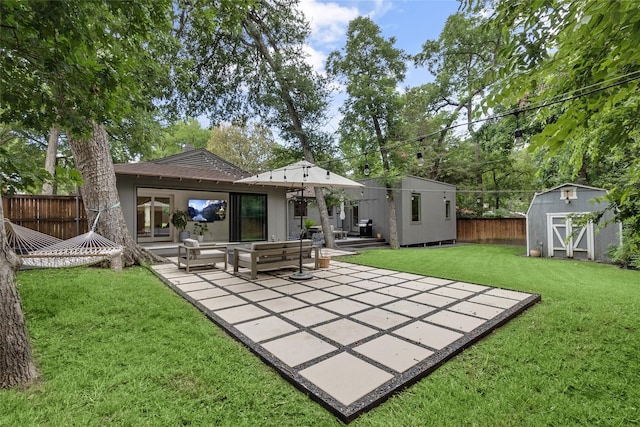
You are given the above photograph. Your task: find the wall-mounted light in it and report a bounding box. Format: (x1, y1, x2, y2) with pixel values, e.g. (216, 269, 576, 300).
(443, 192, 447, 203)
(565, 196, 570, 204)
(416, 152, 424, 167)
(326, 170, 330, 180)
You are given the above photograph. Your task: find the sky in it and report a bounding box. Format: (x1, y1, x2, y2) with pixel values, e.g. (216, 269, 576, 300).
(299, 0, 461, 131)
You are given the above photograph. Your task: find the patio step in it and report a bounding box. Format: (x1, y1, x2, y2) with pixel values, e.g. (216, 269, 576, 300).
(334, 237, 389, 250)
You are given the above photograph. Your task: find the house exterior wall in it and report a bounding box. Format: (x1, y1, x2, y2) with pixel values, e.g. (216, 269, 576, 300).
(526, 185, 621, 260)
(116, 174, 288, 243)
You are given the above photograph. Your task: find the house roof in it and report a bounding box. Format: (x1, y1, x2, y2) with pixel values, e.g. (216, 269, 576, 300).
(537, 182, 606, 195)
(113, 149, 250, 183)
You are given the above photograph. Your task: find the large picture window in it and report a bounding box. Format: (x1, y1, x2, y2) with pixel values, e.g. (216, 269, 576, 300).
(230, 193, 267, 242)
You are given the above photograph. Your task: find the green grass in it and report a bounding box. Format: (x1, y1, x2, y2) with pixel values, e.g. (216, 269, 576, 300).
(1, 245, 639, 426)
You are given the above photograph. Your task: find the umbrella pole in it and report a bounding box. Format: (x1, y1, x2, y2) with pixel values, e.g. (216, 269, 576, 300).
(291, 189, 313, 280)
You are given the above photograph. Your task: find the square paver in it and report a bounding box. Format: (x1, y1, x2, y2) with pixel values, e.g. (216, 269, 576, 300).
(258, 296, 308, 313)
(349, 291, 397, 306)
(354, 334, 433, 373)
(397, 281, 438, 292)
(176, 281, 215, 292)
(283, 306, 339, 327)
(381, 300, 437, 317)
(409, 292, 456, 307)
(187, 287, 229, 300)
(254, 277, 291, 287)
(171, 275, 209, 285)
(350, 271, 380, 280)
(319, 299, 371, 316)
(331, 267, 361, 275)
(300, 353, 394, 406)
(367, 268, 397, 276)
(469, 294, 519, 309)
(295, 290, 340, 304)
(486, 288, 530, 301)
(375, 286, 420, 298)
(390, 272, 424, 281)
(199, 294, 246, 311)
(417, 277, 453, 286)
(424, 310, 486, 332)
(324, 284, 364, 297)
(304, 278, 342, 289)
(235, 315, 298, 342)
(224, 283, 265, 293)
(215, 277, 250, 287)
(395, 321, 463, 350)
(274, 283, 314, 295)
(448, 282, 490, 293)
(240, 288, 283, 302)
(372, 276, 408, 286)
(430, 287, 474, 299)
(199, 271, 232, 281)
(312, 318, 377, 345)
(348, 279, 387, 290)
(262, 331, 337, 367)
(329, 275, 362, 285)
(214, 304, 269, 324)
(352, 308, 411, 330)
(448, 301, 504, 319)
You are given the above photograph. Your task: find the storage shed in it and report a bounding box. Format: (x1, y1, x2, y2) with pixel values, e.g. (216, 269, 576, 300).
(526, 183, 621, 260)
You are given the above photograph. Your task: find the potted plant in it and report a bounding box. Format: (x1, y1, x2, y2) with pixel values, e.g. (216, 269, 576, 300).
(192, 222, 209, 243)
(312, 232, 330, 268)
(171, 210, 190, 242)
(530, 240, 542, 257)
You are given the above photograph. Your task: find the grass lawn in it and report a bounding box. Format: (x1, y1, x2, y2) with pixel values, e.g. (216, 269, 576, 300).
(1, 245, 638, 426)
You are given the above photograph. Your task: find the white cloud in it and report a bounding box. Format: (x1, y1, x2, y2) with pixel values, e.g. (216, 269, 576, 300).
(302, 44, 327, 73)
(299, 0, 359, 45)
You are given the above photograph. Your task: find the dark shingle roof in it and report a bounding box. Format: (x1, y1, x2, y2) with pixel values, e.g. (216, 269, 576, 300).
(113, 149, 250, 182)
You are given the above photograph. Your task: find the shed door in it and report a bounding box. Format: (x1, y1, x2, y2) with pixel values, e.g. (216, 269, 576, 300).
(546, 213, 594, 259)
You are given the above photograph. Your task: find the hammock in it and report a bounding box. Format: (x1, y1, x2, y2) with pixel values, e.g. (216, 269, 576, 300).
(4, 219, 123, 269)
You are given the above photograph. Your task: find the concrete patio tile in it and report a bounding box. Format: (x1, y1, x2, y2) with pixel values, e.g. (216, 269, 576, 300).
(390, 272, 424, 281)
(354, 334, 433, 373)
(199, 294, 246, 311)
(397, 281, 439, 292)
(367, 268, 398, 276)
(273, 283, 314, 295)
(254, 277, 291, 288)
(352, 308, 411, 330)
(417, 277, 454, 286)
(295, 289, 340, 304)
(213, 304, 269, 324)
(312, 318, 377, 345)
(345, 264, 376, 271)
(372, 276, 408, 286)
(486, 288, 531, 301)
(348, 279, 387, 290)
(409, 292, 456, 307)
(329, 275, 362, 284)
(319, 299, 371, 316)
(187, 287, 229, 300)
(394, 321, 464, 350)
(470, 294, 519, 309)
(375, 285, 420, 298)
(448, 301, 503, 320)
(282, 306, 339, 327)
(258, 296, 308, 313)
(448, 282, 490, 293)
(262, 331, 337, 367)
(425, 310, 487, 332)
(430, 287, 475, 299)
(235, 315, 298, 342)
(349, 291, 397, 306)
(381, 300, 437, 317)
(199, 271, 234, 281)
(304, 278, 342, 289)
(240, 288, 283, 302)
(309, 270, 341, 279)
(175, 281, 215, 292)
(224, 283, 265, 293)
(350, 271, 380, 280)
(331, 267, 362, 275)
(170, 275, 209, 285)
(300, 353, 394, 406)
(215, 276, 251, 287)
(324, 284, 365, 297)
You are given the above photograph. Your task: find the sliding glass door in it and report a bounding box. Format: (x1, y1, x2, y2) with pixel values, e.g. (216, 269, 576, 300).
(230, 193, 267, 242)
(136, 195, 172, 242)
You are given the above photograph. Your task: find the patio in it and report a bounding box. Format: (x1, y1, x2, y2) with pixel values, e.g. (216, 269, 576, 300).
(151, 255, 540, 423)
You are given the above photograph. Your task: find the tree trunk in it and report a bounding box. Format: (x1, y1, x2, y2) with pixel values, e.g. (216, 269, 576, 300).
(0, 195, 38, 389)
(41, 126, 60, 195)
(67, 122, 163, 266)
(386, 188, 399, 249)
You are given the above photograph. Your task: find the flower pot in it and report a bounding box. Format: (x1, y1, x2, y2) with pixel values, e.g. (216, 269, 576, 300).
(197, 235, 204, 243)
(318, 257, 331, 268)
(529, 249, 541, 257)
(178, 231, 190, 242)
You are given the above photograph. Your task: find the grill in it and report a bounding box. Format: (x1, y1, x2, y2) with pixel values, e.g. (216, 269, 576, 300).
(358, 219, 373, 237)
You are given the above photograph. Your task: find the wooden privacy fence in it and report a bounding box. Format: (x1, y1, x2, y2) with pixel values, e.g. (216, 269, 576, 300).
(457, 217, 526, 246)
(2, 195, 88, 239)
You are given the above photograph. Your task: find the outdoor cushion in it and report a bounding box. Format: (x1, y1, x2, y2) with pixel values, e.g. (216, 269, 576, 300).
(183, 238, 200, 258)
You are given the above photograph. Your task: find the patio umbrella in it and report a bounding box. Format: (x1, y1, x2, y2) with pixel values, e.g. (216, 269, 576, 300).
(235, 160, 363, 280)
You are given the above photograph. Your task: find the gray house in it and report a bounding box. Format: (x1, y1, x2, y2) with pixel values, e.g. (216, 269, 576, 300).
(526, 183, 621, 260)
(114, 149, 289, 244)
(345, 176, 456, 246)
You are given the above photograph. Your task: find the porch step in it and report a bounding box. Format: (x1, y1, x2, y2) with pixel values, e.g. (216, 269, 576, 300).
(334, 237, 389, 250)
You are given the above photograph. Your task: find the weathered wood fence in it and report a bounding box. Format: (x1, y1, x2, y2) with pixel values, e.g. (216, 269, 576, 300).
(456, 217, 526, 246)
(2, 195, 88, 239)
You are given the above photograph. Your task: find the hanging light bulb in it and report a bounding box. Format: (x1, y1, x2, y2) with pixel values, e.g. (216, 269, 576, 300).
(326, 170, 330, 180)
(416, 152, 425, 167)
(514, 111, 524, 145)
(364, 163, 370, 176)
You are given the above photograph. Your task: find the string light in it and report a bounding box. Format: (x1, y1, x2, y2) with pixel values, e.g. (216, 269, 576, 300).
(363, 152, 370, 176)
(416, 152, 424, 167)
(514, 111, 523, 145)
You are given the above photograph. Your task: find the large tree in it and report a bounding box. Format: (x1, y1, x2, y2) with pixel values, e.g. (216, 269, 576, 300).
(207, 123, 276, 174)
(326, 16, 409, 249)
(463, 0, 640, 254)
(174, 0, 338, 247)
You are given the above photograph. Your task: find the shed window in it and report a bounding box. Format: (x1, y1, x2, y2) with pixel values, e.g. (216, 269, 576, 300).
(445, 200, 451, 219)
(294, 199, 307, 217)
(560, 187, 577, 201)
(411, 193, 421, 222)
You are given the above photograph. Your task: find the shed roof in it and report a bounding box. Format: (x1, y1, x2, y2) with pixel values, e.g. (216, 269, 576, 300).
(536, 182, 606, 195)
(113, 149, 250, 183)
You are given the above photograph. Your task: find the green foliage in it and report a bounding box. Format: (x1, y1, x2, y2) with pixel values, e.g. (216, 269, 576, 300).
(170, 210, 189, 232)
(608, 226, 640, 270)
(207, 123, 276, 173)
(303, 218, 316, 230)
(192, 222, 209, 236)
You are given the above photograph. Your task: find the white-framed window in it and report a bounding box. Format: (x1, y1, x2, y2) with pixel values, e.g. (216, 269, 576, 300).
(411, 193, 421, 222)
(560, 187, 578, 202)
(445, 200, 451, 219)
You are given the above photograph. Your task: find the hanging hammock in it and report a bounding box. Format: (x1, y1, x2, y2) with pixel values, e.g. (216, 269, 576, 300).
(4, 215, 123, 269)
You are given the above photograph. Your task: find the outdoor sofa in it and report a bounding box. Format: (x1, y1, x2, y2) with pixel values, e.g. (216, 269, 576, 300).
(233, 240, 319, 279)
